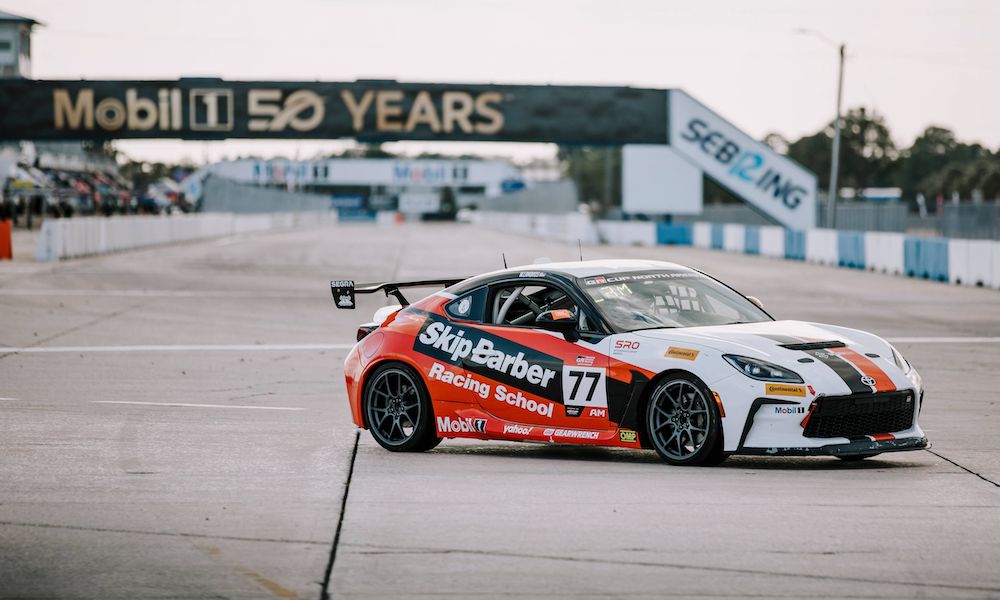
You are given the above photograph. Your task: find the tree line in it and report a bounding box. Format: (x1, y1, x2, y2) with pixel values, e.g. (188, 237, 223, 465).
(765, 108, 1000, 203)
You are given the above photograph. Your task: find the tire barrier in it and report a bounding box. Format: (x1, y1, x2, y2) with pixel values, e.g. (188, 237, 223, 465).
(34, 212, 338, 261)
(469, 211, 1000, 290)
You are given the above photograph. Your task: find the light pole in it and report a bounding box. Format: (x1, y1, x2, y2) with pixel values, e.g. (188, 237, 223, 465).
(796, 29, 845, 229)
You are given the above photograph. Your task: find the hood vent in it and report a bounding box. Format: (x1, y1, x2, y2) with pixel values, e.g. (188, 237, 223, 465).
(778, 340, 846, 351)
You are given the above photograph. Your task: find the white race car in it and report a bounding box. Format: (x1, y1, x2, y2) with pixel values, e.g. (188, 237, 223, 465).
(336, 259, 927, 466)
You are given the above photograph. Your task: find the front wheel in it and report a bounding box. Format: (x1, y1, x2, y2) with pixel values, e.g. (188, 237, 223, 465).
(645, 374, 725, 466)
(364, 363, 439, 452)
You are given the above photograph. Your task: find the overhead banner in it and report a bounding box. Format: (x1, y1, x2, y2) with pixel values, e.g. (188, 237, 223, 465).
(0, 79, 667, 144)
(668, 90, 817, 230)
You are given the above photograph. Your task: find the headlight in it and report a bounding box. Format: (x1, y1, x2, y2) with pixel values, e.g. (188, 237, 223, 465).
(723, 354, 804, 383)
(890, 345, 912, 374)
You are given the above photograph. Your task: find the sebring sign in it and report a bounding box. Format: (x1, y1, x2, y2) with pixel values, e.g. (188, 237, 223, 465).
(668, 90, 817, 230)
(0, 79, 667, 144)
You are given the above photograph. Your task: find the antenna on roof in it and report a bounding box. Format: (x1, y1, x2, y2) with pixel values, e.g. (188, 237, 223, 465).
(502, 253, 508, 269)
(578, 239, 583, 262)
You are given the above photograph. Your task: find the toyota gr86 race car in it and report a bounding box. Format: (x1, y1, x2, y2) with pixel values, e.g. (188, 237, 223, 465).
(331, 259, 927, 466)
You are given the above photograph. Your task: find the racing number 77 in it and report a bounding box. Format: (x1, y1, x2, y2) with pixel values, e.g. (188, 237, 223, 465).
(567, 370, 601, 403)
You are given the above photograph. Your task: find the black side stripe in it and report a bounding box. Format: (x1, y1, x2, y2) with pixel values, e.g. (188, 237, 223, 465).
(757, 334, 870, 394)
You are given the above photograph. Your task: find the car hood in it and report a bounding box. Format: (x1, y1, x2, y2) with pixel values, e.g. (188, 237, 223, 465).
(632, 320, 893, 361)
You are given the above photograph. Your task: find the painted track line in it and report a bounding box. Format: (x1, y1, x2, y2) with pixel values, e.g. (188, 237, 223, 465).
(91, 401, 305, 411)
(0, 343, 354, 354)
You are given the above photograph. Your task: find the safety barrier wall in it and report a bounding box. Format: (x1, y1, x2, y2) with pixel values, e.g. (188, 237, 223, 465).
(759, 226, 785, 258)
(471, 211, 1000, 290)
(722, 224, 745, 253)
(34, 211, 338, 261)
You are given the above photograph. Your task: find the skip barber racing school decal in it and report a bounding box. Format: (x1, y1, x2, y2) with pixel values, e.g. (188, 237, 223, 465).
(414, 315, 564, 404)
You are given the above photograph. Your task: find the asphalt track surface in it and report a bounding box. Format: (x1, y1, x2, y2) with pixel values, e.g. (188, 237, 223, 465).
(1, 222, 999, 599)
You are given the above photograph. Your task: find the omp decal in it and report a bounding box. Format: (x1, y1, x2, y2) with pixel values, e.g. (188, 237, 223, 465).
(828, 347, 896, 393)
(437, 416, 487, 434)
(619, 429, 638, 443)
(765, 383, 806, 397)
(415, 315, 562, 402)
(665, 346, 699, 361)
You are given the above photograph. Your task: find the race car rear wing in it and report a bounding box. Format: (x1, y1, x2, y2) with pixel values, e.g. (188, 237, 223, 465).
(330, 278, 468, 309)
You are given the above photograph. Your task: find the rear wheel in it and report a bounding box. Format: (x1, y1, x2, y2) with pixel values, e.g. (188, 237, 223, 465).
(364, 363, 438, 452)
(646, 374, 725, 466)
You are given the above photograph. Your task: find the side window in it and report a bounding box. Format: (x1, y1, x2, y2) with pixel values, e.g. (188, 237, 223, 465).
(489, 283, 597, 331)
(445, 287, 487, 322)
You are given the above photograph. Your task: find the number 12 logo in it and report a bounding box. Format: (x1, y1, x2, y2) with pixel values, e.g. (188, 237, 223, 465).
(562, 367, 607, 409)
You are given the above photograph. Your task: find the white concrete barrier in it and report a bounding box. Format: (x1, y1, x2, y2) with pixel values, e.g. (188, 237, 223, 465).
(473, 211, 597, 244)
(596, 221, 656, 246)
(991, 242, 1000, 289)
(722, 223, 745, 253)
(759, 226, 785, 258)
(948, 239, 994, 287)
(864, 232, 904, 275)
(805, 229, 838, 266)
(34, 212, 337, 261)
(692, 222, 712, 249)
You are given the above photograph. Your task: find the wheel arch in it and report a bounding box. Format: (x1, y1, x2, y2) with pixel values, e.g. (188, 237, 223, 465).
(358, 356, 434, 431)
(632, 368, 724, 453)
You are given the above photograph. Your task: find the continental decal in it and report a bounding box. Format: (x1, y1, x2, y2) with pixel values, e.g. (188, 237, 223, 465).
(665, 347, 699, 361)
(619, 429, 638, 443)
(765, 383, 807, 397)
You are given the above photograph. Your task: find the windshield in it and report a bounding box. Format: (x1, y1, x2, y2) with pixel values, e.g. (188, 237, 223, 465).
(579, 270, 771, 331)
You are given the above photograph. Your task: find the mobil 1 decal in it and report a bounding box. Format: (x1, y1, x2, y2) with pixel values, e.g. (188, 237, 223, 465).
(414, 315, 564, 404)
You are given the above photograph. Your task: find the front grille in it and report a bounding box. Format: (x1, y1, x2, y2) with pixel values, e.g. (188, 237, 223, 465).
(803, 391, 915, 438)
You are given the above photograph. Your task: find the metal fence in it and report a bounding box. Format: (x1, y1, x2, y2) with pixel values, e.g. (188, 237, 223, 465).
(937, 204, 1000, 240)
(672, 202, 907, 232)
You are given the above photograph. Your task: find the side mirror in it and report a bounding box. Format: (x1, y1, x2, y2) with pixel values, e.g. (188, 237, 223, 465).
(746, 296, 764, 310)
(535, 309, 579, 342)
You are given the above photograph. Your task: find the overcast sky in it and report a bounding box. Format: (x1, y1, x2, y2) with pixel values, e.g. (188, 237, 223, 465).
(9, 0, 1000, 164)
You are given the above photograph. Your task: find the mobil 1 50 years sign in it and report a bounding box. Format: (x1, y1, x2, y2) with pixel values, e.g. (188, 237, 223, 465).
(0, 79, 667, 145)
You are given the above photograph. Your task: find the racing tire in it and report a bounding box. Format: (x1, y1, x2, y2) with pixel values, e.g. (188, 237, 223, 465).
(364, 362, 439, 452)
(645, 373, 725, 466)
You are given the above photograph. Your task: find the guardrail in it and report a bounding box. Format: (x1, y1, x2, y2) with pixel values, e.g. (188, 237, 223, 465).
(34, 211, 338, 261)
(472, 211, 1000, 289)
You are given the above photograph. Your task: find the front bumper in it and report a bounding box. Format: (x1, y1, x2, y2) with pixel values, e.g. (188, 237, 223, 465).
(735, 435, 929, 457)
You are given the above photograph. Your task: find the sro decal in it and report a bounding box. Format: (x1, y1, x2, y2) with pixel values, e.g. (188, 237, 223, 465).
(248, 89, 324, 132)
